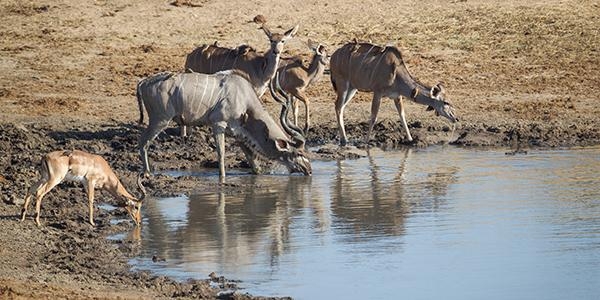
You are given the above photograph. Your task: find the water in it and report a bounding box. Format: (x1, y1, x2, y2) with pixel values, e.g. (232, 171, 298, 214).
(127, 146, 600, 299)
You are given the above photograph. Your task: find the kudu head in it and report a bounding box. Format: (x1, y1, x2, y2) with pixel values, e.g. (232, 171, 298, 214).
(123, 174, 147, 226)
(230, 72, 309, 176)
(308, 39, 330, 65)
(262, 24, 299, 55)
(239, 106, 312, 176)
(422, 83, 459, 123)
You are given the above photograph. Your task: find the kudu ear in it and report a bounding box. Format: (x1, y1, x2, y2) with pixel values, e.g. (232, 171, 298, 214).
(236, 44, 252, 56)
(316, 45, 326, 57)
(430, 83, 444, 99)
(285, 25, 299, 38)
(261, 25, 273, 39)
(275, 139, 291, 151)
(318, 45, 326, 53)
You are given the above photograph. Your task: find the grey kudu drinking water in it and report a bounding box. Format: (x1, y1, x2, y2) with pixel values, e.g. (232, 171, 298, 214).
(136, 70, 311, 183)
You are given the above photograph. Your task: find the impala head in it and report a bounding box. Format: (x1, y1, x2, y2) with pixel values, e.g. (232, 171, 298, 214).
(124, 199, 142, 226)
(262, 24, 299, 55)
(427, 83, 459, 123)
(123, 174, 147, 226)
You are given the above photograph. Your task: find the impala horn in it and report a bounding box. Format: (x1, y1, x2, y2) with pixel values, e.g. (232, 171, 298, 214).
(269, 72, 306, 149)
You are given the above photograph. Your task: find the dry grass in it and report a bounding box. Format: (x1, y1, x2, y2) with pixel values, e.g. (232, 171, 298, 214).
(0, 0, 598, 135)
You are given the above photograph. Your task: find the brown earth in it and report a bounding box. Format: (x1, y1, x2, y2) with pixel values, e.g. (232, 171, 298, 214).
(0, 0, 599, 299)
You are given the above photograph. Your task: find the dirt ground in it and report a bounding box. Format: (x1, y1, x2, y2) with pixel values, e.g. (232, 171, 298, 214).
(0, 0, 599, 299)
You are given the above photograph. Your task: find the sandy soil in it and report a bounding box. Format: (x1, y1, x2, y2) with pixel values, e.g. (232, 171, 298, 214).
(1, 0, 599, 299)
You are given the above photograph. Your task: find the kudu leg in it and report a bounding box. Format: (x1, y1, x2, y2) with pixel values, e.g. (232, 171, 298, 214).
(213, 129, 226, 184)
(393, 97, 413, 142)
(335, 86, 357, 146)
(139, 120, 170, 176)
(293, 91, 310, 132)
(366, 93, 383, 145)
(180, 125, 188, 138)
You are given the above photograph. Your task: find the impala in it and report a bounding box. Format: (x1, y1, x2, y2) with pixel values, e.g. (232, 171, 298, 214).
(21, 150, 146, 227)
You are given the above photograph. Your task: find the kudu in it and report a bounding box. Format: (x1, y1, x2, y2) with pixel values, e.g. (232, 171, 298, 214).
(330, 41, 459, 146)
(136, 70, 311, 183)
(174, 24, 297, 138)
(184, 24, 299, 97)
(274, 40, 329, 132)
(21, 150, 146, 227)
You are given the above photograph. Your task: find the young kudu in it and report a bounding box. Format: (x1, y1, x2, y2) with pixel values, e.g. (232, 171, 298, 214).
(274, 40, 329, 132)
(330, 41, 459, 146)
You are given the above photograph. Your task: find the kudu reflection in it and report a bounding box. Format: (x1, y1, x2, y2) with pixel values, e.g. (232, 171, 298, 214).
(332, 149, 411, 238)
(140, 175, 319, 269)
(331, 149, 458, 239)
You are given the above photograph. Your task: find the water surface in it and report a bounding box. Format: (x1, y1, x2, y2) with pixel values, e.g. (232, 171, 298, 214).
(129, 146, 600, 299)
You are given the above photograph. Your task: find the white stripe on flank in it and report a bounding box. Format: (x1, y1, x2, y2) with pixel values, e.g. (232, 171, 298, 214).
(208, 76, 217, 102)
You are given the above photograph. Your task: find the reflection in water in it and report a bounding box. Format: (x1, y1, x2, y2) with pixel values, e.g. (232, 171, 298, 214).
(331, 149, 410, 240)
(131, 147, 600, 299)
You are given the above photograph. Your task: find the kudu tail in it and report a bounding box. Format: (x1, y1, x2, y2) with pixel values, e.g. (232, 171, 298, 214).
(136, 82, 145, 125)
(330, 77, 338, 93)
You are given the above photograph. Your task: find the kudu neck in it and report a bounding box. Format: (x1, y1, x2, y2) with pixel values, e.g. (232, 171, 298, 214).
(396, 71, 439, 107)
(264, 49, 281, 78)
(306, 56, 326, 85)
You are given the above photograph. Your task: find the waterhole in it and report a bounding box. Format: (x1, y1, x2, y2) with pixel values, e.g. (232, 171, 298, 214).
(126, 146, 600, 299)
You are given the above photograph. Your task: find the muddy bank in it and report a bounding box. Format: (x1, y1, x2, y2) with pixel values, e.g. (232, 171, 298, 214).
(1, 103, 600, 299)
(0, 122, 295, 299)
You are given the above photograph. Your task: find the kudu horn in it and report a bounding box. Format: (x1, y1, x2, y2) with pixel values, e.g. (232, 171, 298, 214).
(269, 72, 306, 148)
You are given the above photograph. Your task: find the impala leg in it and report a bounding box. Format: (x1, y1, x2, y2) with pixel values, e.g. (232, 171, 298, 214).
(33, 177, 63, 226)
(213, 127, 226, 184)
(21, 194, 32, 222)
(366, 93, 383, 144)
(21, 178, 46, 221)
(85, 180, 96, 226)
(335, 84, 357, 146)
(139, 120, 170, 176)
(393, 96, 413, 142)
(304, 98, 310, 133)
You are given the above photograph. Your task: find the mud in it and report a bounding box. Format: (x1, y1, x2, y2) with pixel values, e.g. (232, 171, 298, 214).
(1, 0, 599, 299)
